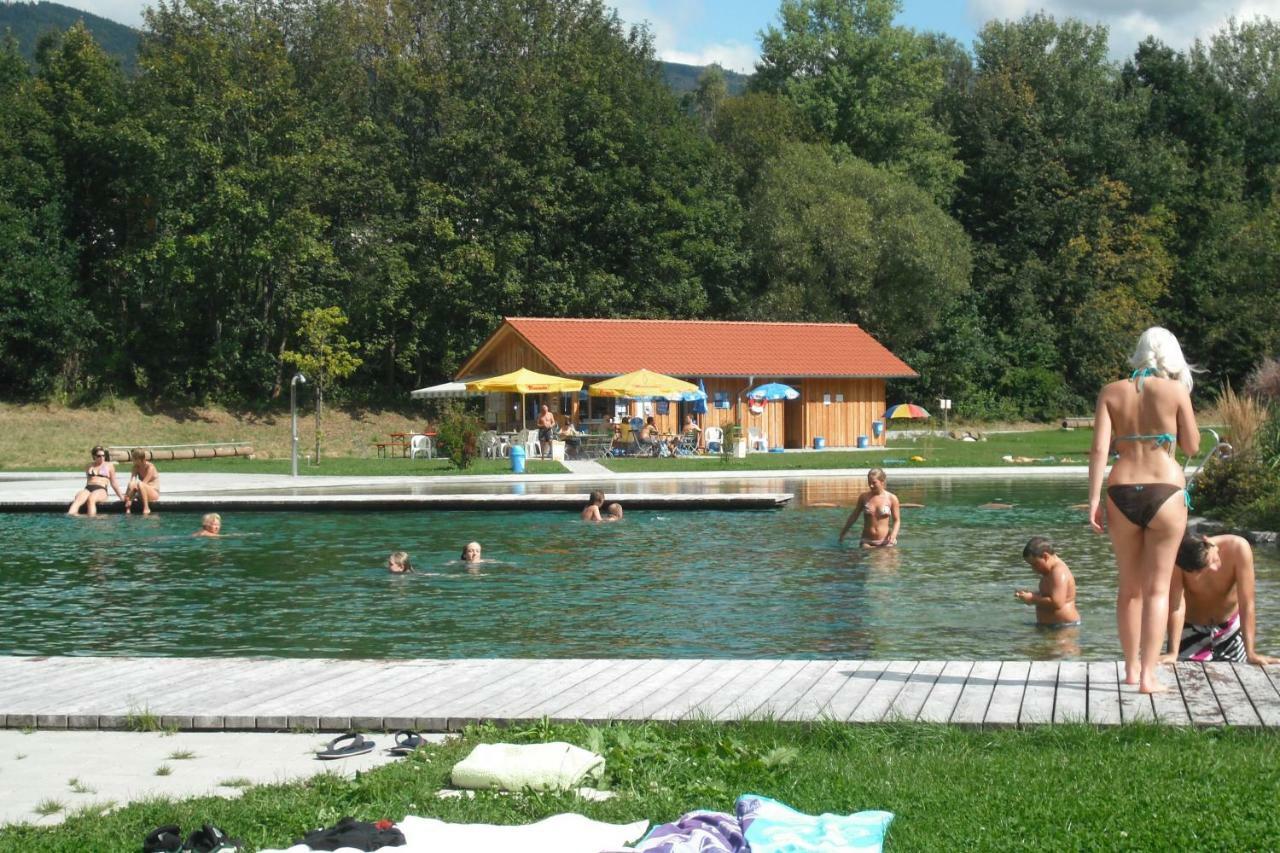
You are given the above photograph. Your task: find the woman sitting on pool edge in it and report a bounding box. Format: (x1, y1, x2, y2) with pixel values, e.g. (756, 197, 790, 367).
(123, 448, 160, 515)
(837, 468, 900, 547)
(67, 446, 126, 516)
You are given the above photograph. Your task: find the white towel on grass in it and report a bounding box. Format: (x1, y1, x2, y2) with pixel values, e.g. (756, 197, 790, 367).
(450, 741, 605, 791)
(260, 813, 649, 853)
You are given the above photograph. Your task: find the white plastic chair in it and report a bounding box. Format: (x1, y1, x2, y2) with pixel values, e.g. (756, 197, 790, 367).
(748, 426, 768, 452)
(409, 434, 434, 459)
(704, 426, 724, 453)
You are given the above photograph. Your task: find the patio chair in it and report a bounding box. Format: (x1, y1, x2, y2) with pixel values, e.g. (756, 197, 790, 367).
(478, 431, 501, 459)
(674, 429, 700, 456)
(748, 426, 768, 452)
(409, 434, 434, 459)
(704, 426, 724, 453)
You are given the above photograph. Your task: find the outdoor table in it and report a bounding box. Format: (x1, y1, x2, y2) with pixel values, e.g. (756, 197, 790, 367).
(383, 431, 436, 458)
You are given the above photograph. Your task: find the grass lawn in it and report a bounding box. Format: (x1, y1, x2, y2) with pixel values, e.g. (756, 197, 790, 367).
(604, 428, 1102, 472)
(1, 721, 1275, 851)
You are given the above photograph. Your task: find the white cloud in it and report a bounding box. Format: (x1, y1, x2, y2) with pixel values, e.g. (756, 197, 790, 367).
(609, 1, 759, 73)
(966, 0, 1280, 57)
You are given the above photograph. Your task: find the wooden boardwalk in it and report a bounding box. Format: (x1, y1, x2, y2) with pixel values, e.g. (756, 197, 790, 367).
(2, 656, 1278, 732)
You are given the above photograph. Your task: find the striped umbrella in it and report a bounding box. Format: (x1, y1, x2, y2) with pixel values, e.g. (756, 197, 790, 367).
(883, 403, 930, 419)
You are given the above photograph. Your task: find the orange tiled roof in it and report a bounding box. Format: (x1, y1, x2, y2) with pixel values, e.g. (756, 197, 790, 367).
(489, 318, 916, 378)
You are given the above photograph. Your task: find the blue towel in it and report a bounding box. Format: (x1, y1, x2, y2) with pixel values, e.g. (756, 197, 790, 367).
(738, 794, 893, 853)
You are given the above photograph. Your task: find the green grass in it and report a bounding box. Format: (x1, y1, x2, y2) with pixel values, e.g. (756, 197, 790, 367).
(153, 765, 172, 777)
(1, 721, 1277, 850)
(604, 428, 1099, 472)
(166, 750, 196, 761)
(67, 779, 95, 795)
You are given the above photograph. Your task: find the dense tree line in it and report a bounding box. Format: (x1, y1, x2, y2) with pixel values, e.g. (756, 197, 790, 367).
(1, 0, 1279, 417)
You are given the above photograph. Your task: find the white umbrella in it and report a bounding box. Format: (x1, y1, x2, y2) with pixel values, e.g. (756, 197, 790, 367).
(410, 382, 476, 399)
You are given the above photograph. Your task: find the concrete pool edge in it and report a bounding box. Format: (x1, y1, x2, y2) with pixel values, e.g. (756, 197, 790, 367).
(0, 492, 793, 513)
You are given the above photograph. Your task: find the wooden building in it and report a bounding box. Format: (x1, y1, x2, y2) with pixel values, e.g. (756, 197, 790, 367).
(454, 318, 917, 449)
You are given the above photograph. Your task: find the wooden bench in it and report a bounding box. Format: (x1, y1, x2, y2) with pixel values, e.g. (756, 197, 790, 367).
(1061, 417, 1093, 430)
(375, 440, 410, 458)
(106, 442, 253, 462)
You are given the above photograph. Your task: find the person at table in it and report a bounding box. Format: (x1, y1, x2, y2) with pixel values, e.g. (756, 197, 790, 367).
(67, 445, 125, 516)
(123, 447, 160, 515)
(559, 416, 582, 458)
(640, 416, 662, 452)
(535, 405, 556, 458)
(1165, 532, 1277, 664)
(838, 468, 900, 547)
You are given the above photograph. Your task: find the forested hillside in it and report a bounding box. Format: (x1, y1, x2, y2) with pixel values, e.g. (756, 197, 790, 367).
(1, 0, 1278, 418)
(0, 1, 137, 73)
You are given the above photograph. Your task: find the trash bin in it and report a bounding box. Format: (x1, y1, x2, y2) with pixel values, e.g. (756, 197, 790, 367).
(813, 437, 826, 450)
(510, 444, 526, 474)
(857, 435, 869, 449)
(872, 419, 884, 439)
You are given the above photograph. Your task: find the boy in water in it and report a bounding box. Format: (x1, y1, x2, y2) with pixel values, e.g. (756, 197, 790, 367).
(460, 542, 483, 562)
(387, 551, 413, 574)
(194, 513, 222, 537)
(1014, 537, 1080, 627)
(581, 490, 623, 522)
(838, 468, 900, 547)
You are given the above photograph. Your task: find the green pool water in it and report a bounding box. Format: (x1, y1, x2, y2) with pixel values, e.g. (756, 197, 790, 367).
(3, 478, 1276, 660)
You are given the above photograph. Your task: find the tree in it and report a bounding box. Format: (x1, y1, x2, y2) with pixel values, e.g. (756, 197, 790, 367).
(745, 142, 970, 350)
(282, 307, 362, 463)
(753, 0, 961, 203)
(0, 37, 83, 397)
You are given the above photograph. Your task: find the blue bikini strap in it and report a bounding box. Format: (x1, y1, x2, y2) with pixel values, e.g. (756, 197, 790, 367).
(1130, 366, 1156, 392)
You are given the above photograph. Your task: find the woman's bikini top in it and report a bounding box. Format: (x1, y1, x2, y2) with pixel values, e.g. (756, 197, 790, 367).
(1114, 368, 1176, 455)
(86, 463, 110, 480)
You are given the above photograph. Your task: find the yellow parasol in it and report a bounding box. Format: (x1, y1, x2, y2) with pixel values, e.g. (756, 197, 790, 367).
(466, 368, 583, 428)
(588, 369, 699, 399)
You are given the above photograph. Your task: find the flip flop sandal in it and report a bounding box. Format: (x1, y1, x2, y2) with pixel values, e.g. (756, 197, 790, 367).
(143, 824, 184, 853)
(316, 732, 376, 760)
(183, 823, 242, 853)
(388, 730, 425, 756)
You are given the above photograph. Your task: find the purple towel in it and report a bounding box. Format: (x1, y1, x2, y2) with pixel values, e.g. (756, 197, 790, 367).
(630, 811, 746, 853)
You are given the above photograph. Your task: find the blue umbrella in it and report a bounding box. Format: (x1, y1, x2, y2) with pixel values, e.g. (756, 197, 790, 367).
(691, 379, 708, 415)
(747, 382, 800, 401)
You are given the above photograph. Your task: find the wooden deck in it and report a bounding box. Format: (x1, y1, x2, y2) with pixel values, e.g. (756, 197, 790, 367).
(2, 657, 1277, 732)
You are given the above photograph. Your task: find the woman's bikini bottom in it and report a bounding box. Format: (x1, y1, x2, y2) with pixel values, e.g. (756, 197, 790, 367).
(1106, 483, 1184, 529)
(85, 483, 107, 494)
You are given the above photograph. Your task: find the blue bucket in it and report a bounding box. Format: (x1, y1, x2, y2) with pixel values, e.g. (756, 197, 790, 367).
(813, 437, 826, 450)
(872, 419, 884, 439)
(857, 435, 869, 449)
(510, 445, 526, 474)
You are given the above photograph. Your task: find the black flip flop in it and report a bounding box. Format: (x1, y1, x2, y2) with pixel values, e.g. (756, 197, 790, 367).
(142, 824, 184, 853)
(388, 730, 425, 756)
(316, 732, 376, 760)
(184, 823, 242, 853)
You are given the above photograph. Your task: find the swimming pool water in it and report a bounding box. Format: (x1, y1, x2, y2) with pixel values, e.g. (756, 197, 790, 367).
(2, 478, 1276, 660)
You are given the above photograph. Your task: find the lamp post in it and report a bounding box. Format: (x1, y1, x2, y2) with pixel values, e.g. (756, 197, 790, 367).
(291, 372, 307, 477)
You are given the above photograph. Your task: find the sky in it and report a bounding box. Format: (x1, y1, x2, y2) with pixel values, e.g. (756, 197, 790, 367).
(54, 0, 1280, 73)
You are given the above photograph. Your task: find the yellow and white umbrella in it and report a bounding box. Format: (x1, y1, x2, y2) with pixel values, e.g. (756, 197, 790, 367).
(466, 368, 583, 428)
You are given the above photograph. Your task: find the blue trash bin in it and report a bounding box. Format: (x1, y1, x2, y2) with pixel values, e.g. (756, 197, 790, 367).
(857, 435, 869, 449)
(510, 444, 526, 474)
(872, 419, 884, 439)
(813, 437, 826, 450)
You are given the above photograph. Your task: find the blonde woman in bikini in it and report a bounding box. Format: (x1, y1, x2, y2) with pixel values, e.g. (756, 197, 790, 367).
(67, 445, 125, 516)
(1088, 327, 1199, 694)
(839, 468, 900, 547)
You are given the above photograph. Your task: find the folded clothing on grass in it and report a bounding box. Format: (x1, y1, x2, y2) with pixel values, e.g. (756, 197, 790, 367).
(450, 741, 605, 791)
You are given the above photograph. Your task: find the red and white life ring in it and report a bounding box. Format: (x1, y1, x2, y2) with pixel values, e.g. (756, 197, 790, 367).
(748, 397, 766, 415)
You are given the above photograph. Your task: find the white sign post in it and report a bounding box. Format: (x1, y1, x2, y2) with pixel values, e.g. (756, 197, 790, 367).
(938, 397, 952, 434)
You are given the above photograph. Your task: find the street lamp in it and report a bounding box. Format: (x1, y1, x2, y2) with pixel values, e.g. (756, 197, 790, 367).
(291, 372, 307, 477)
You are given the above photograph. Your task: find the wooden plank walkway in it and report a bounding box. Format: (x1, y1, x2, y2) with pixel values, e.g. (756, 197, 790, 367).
(2, 656, 1277, 732)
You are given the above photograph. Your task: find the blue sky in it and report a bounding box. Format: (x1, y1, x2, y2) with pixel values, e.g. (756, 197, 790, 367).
(61, 1, 1280, 73)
